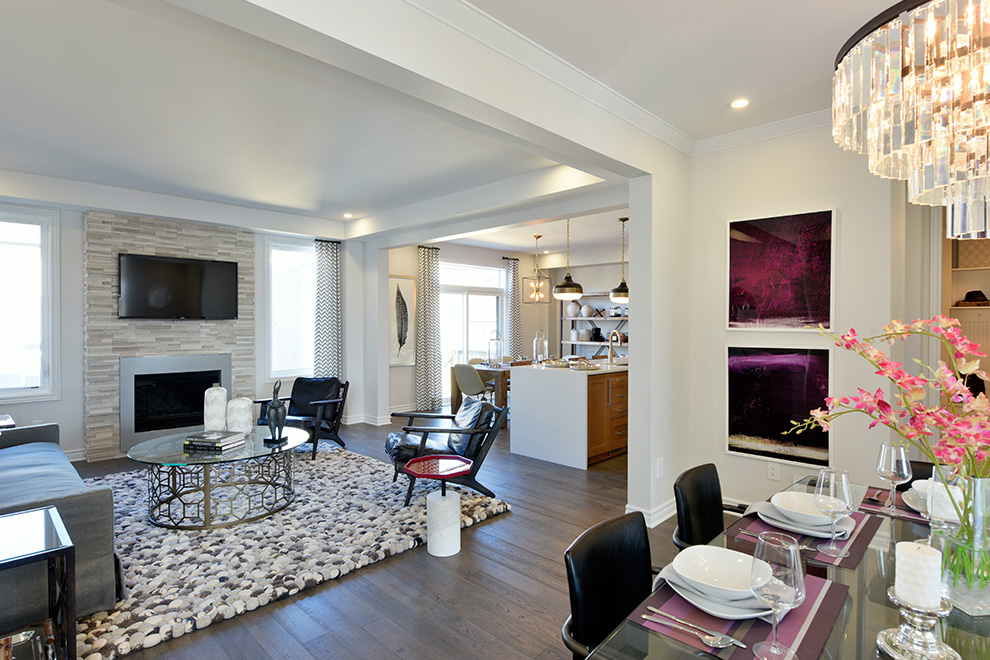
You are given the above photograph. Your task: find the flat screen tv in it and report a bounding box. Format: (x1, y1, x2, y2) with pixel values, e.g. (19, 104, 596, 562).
(118, 253, 238, 320)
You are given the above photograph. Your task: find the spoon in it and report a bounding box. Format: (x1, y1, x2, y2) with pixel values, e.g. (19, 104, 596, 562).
(641, 614, 736, 648)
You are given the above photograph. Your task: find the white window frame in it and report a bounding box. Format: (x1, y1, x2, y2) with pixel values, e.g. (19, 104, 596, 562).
(439, 261, 507, 365)
(265, 236, 316, 380)
(0, 204, 60, 403)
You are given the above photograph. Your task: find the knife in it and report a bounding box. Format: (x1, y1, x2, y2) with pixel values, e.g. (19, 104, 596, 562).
(646, 606, 748, 649)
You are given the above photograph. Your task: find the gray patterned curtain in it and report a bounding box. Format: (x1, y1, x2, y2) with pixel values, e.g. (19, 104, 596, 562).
(315, 240, 342, 377)
(503, 257, 522, 358)
(415, 246, 442, 410)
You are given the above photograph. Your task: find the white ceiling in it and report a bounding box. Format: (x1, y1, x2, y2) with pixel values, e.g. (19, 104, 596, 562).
(0, 0, 894, 251)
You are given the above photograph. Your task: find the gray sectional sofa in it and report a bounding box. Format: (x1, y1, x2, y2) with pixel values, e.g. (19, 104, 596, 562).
(0, 423, 119, 633)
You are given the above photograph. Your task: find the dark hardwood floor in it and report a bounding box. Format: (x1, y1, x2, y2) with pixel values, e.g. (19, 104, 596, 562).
(74, 420, 682, 660)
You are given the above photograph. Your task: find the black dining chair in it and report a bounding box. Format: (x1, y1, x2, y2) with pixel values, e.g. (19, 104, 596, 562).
(896, 460, 934, 492)
(561, 512, 654, 660)
(672, 463, 726, 550)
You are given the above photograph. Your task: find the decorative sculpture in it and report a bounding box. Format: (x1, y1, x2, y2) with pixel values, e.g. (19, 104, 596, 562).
(266, 379, 287, 442)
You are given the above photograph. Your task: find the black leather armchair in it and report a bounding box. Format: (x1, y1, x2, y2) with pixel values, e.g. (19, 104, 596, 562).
(385, 396, 507, 505)
(561, 512, 654, 659)
(257, 377, 348, 459)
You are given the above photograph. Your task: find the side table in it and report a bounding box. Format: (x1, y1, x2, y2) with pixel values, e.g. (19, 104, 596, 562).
(403, 455, 473, 557)
(0, 506, 75, 660)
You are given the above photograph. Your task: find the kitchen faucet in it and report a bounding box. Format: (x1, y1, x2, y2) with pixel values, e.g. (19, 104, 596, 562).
(607, 330, 622, 365)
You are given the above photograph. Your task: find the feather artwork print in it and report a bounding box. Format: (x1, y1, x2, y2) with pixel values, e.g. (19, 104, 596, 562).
(395, 284, 408, 357)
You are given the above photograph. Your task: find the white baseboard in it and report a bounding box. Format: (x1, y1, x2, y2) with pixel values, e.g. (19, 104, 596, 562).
(627, 496, 676, 528)
(627, 495, 750, 531)
(341, 413, 392, 426)
(724, 495, 751, 512)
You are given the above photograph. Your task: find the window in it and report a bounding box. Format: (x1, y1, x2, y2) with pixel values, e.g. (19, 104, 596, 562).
(439, 262, 505, 399)
(0, 205, 58, 402)
(268, 240, 316, 378)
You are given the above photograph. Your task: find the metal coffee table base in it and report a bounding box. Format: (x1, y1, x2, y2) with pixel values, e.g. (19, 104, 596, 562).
(146, 451, 294, 530)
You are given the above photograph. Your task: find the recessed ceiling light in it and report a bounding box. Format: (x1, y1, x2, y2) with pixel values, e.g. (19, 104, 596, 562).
(343, 213, 353, 219)
(543, 250, 550, 254)
(730, 98, 750, 110)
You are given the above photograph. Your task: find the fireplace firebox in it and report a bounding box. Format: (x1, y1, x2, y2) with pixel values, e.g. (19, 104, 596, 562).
(134, 369, 221, 433)
(120, 354, 232, 451)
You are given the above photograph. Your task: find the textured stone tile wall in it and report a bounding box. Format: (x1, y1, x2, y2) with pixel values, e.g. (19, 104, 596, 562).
(83, 211, 255, 461)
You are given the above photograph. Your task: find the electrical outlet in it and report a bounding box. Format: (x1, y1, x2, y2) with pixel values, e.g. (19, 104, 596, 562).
(656, 458, 664, 478)
(767, 462, 780, 481)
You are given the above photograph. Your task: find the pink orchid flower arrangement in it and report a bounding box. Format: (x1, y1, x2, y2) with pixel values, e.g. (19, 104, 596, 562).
(791, 315, 989, 587)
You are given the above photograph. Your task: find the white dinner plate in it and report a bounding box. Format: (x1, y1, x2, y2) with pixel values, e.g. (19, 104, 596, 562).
(756, 510, 855, 539)
(770, 491, 833, 527)
(902, 488, 926, 513)
(670, 546, 754, 601)
(662, 571, 773, 621)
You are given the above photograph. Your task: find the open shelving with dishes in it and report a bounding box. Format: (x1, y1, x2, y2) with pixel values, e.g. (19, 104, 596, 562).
(559, 293, 628, 358)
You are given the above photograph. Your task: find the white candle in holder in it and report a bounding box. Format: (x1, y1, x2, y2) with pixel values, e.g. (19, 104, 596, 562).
(894, 541, 943, 610)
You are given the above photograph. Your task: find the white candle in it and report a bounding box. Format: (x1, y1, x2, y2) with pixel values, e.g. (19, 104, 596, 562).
(895, 541, 943, 610)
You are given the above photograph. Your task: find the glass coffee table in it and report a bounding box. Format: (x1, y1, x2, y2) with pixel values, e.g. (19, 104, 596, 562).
(128, 427, 307, 530)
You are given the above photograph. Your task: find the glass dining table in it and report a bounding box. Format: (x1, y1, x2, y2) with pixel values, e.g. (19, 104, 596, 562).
(588, 477, 989, 659)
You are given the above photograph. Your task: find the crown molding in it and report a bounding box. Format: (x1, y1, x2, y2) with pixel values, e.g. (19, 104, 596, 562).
(692, 110, 832, 156)
(405, 0, 696, 156)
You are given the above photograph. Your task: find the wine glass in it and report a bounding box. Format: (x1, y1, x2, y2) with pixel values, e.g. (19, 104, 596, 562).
(875, 442, 912, 512)
(749, 531, 806, 660)
(814, 468, 854, 557)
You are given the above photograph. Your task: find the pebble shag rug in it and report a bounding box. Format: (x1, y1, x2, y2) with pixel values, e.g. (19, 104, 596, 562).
(75, 445, 511, 660)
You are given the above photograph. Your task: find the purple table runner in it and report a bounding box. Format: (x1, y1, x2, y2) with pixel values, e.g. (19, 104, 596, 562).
(726, 511, 881, 570)
(631, 574, 848, 659)
(858, 486, 928, 524)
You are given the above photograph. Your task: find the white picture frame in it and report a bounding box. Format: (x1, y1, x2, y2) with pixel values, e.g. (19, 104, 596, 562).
(389, 276, 416, 366)
(726, 209, 836, 331)
(724, 343, 833, 468)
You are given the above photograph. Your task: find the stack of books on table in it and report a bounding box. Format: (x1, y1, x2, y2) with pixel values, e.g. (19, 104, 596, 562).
(184, 430, 248, 453)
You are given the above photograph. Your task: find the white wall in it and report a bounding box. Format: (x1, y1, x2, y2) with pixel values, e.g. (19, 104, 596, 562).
(688, 126, 900, 503)
(3, 209, 86, 459)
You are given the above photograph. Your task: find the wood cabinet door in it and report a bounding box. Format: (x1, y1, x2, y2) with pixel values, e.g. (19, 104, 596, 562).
(587, 374, 609, 459)
(607, 373, 629, 452)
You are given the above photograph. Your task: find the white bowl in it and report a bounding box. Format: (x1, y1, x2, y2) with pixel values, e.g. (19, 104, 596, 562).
(911, 478, 933, 496)
(770, 491, 832, 527)
(670, 545, 755, 601)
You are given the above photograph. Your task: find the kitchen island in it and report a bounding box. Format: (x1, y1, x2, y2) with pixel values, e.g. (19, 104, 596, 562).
(509, 363, 628, 469)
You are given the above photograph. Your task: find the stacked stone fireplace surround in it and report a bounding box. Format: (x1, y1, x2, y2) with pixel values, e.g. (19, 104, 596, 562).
(83, 211, 255, 462)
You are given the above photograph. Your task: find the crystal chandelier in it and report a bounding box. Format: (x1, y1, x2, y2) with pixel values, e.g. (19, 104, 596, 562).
(833, 1, 990, 239)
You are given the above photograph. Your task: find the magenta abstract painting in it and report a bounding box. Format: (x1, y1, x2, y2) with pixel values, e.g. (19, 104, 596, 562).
(727, 346, 830, 467)
(728, 211, 832, 329)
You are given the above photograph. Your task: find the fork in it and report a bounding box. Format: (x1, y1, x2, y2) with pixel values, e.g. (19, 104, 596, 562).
(737, 527, 814, 551)
(646, 606, 747, 648)
(641, 614, 736, 649)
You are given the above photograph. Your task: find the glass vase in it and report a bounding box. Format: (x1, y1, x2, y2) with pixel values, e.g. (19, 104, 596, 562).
(937, 478, 990, 617)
